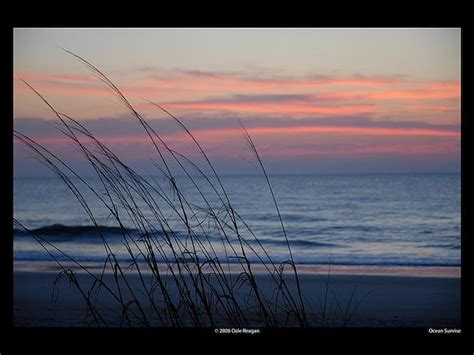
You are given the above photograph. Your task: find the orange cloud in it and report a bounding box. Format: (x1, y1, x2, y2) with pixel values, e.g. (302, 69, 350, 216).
(190, 126, 459, 139)
(14, 70, 460, 122)
(18, 124, 458, 149)
(161, 101, 377, 116)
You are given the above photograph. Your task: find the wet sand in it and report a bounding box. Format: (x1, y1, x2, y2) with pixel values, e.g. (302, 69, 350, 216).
(14, 266, 460, 327)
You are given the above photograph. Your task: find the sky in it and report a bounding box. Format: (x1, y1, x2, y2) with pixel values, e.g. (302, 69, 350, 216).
(13, 28, 461, 176)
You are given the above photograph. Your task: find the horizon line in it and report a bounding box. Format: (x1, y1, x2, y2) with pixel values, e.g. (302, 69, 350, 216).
(13, 171, 461, 179)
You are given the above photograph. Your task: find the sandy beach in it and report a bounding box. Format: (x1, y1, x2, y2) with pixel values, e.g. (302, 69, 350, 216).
(14, 267, 460, 327)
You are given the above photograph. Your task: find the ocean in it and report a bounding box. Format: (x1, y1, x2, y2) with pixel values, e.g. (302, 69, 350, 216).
(13, 173, 460, 268)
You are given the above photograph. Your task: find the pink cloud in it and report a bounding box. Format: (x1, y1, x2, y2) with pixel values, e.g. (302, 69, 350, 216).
(17, 123, 458, 149)
(255, 143, 459, 158)
(159, 101, 377, 117)
(15, 69, 460, 123)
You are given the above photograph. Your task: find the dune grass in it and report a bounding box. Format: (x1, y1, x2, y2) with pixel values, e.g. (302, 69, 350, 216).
(14, 52, 365, 327)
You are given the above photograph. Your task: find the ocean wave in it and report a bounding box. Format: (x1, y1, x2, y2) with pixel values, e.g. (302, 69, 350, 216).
(14, 223, 341, 249)
(14, 222, 460, 266)
(318, 225, 382, 233)
(417, 243, 460, 250)
(254, 237, 340, 248)
(13, 252, 461, 267)
(253, 214, 328, 223)
(15, 224, 130, 236)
